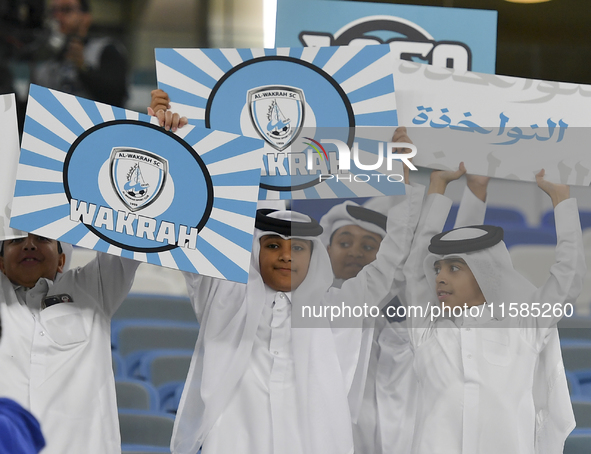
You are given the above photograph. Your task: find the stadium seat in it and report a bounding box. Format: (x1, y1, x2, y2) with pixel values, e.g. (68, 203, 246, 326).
(122, 448, 170, 454)
(119, 410, 175, 447)
(558, 318, 591, 342)
(502, 227, 556, 249)
(113, 351, 125, 378)
(567, 370, 583, 396)
(111, 320, 199, 356)
(483, 207, 527, 227)
(113, 294, 197, 323)
(571, 400, 591, 429)
(564, 429, 591, 454)
(561, 341, 591, 371)
(133, 349, 193, 386)
(442, 205, 459, 232)
(158, 381, 185, 414)
(116, 379, 160, 411)
(541, 210, 591, 231)
(443, 205, 527, 232)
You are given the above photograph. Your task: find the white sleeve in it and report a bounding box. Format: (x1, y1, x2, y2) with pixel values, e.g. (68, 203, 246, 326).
(454, 185, 486, 228)
(526, 198, 586, 340)
(403, 193, 453, 347)
(70, 252, 140, 317)
(325, 184, 423, 400)
(182, 271, 220, 324)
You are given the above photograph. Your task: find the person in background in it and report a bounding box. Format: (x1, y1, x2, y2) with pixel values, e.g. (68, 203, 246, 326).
(31, 0, 128, 107)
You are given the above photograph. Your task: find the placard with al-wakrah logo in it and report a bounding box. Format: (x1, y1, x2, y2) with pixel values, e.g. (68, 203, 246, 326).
(10, 85, 264, 283)
(156, 45, 406, 200)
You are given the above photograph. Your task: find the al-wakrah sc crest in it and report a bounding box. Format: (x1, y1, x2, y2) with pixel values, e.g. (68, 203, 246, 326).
(110, 147, 168, 212)
(248, 86, 305, 151)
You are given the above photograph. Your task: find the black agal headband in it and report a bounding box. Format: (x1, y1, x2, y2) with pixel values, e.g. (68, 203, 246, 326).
(255, 209, 323, 237)
(345, 205, 387, 232)
(428, 225, 504, 255)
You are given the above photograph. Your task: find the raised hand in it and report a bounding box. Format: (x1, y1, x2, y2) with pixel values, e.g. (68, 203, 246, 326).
(428, 162, 467, 195)
(147, 89, 187, 132)
(535, 169, 570, 207)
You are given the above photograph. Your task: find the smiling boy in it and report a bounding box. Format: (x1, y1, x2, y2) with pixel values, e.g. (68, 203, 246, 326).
(172, 188, 423, 454)
(320, 202, 387, 285)
(0, 236, 65, 289)
(258, 235, 312, 292)
(0, 234, 139, 454)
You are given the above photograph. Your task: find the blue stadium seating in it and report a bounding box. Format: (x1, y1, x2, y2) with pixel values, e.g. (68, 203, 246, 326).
(541, 210, 591, 231)
(119, 409, 175, 447)
(111, 320, 199, 356)
(116, 379, 160, 411)
(502, 227, 556, 249)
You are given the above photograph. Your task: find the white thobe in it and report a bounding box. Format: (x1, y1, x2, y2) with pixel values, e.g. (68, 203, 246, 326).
(201, 288, 304, 454)
(353, 186, 486, 454)
(0, 253, 139, 454)
(405, 195, 584, 454)
(173, 185, 425, 454)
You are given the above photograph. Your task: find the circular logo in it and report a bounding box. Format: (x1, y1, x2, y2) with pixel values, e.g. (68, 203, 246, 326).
(63, 120, 213, 253)
(332, 16, 434, 45)
(205, 56, 355, 192)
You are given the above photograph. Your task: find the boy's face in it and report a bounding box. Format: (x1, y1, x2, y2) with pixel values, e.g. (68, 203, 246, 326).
(259, 235, 312, 292)
(327, 225, 382, 280)
(434, 258, 485, 308)
(0, 235, 66, 288)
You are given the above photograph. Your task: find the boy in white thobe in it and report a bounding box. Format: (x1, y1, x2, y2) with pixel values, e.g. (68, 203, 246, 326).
(172, 187, 424, 454)
(404, 168, 585, 454)
(0, 235, 140, 454)
(352, 176, 489, 454)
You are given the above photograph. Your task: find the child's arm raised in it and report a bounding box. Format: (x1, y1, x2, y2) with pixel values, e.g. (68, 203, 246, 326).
(529, 170, 585, 333)
(454, 173, 489, 228)
(535, 169, 570, 208)
(427, 162, 466, 195)
(148, 88, 188, 132)
(402, 164, 466, 346)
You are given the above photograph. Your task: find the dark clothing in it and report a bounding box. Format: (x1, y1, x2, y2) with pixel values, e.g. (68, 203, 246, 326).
(32, 36, 128, 107)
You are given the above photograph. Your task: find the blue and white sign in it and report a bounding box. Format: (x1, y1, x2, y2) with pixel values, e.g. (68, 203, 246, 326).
(394, 61, 591, 186)
(10, 85, 265, 283)
(275, 0, 497, 74)
(156, 46, 406, 200)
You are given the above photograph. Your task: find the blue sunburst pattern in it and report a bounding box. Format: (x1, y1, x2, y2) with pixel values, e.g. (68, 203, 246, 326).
(156, 45, 405, 200)
(9, 85, 264, 283)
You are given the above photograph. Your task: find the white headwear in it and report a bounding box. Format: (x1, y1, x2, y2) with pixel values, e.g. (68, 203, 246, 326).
(422, 225, 574, 453)
(172, 209, 354, 454)
(319, 201, 387, 248)
(422, 225, 531, 315)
